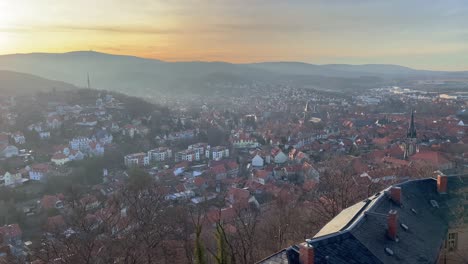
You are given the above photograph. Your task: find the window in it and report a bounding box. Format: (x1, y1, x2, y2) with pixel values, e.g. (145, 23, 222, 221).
(446, 232, 458, 251)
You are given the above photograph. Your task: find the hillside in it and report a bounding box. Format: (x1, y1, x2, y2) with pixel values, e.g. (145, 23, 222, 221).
(0, 51, 467, 96)
(0, 70, 76, 95)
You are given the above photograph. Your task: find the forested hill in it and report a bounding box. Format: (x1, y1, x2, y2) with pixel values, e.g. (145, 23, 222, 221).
(0, 70, 76, 95)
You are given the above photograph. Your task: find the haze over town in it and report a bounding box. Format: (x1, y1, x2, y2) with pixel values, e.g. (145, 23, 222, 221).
(0, 1, 467, 264)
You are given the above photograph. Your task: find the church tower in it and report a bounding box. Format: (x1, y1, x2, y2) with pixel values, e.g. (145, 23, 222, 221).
(303, 101, 312, 122)
(404, 110, 418, 159)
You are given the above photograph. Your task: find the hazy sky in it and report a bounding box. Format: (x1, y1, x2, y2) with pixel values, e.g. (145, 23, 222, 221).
(1, 0, 468, 70)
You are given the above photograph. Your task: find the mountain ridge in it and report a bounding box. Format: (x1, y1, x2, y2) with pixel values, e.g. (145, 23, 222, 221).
(0, 51, 466, 96)
(3, 50, 467, 72)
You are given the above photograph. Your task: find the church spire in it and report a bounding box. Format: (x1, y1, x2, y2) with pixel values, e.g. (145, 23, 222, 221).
(407, 109, 417, 138)
(304, 101, 312, 112)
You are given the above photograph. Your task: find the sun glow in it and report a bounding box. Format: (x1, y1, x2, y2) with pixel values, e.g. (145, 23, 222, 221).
(0, 32, 9, 51)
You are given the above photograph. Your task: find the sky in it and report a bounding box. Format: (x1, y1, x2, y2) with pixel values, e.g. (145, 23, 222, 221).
(1, 0, 468, 70)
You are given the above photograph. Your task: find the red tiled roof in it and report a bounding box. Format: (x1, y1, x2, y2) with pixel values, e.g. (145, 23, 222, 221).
(52, 153, 68, 160)
(255, 170, 269, 179)
(46, 215, 65, 230)
(410, 151, 451, 166)
(271, 147, 283, 157)
(206, 207, 237, 224)
(211, 164, 226, 175)
(228, 187, 250, 202)
(0, 224, 22, 239)
(226, 161, 239, 170)
(0, 134, 8, 143)
(303, 179, 318, 191)
(194, 177, 207, 187)
(41, 195, 60, 210)
(80, 195, 98, 205)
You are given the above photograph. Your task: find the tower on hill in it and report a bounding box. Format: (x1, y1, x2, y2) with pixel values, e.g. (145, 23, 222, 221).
(404, 110, 418, 159)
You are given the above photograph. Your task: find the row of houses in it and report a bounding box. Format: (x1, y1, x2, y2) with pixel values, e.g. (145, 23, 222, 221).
(0, 163, 51, 187)
(124, 144, 231, 167)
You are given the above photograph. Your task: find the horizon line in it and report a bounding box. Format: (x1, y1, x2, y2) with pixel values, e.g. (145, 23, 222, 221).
(1, 50, 467, 73)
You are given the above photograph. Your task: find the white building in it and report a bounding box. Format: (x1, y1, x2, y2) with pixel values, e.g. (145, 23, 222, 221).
(3, 171, 22, 187)
(252, 154, 264, 167)
(205, 146, 229, 160)
(70, 137, 92, 151)
(0, 145, 19, 158)
(175, 149, 199, 162)
(124, 153, 149, 167)
(11, 132, 26, 145)
(148, 147, 172, 162)
(29, 163, 49, 181)
(188, 143, 208, 157)
(39, 131, 51, 139)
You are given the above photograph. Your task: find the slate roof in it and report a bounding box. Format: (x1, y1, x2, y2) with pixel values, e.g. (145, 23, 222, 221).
(257, 178, 450, 264)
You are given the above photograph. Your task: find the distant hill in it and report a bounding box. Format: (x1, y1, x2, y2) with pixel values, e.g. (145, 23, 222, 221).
(0, 51, 466, 96)
(246, 62, 468, 78)
(0, 70, 76, 95)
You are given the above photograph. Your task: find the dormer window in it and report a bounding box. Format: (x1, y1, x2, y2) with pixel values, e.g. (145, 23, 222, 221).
(446, 232, 458, 252)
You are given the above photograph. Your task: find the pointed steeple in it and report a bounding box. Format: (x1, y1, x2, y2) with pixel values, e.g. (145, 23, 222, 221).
(304, 101, 312, 112)
(407, 110, 417, 138)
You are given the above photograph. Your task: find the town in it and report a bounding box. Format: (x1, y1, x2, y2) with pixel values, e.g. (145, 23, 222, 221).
(0, 81, 467, 263)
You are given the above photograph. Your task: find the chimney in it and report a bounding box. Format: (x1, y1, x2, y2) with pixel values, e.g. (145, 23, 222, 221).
(437, 173, 447, 194)
(387, 210, 398, 241)
(299, 242, 314, 264)
(390, 186, 402, 205)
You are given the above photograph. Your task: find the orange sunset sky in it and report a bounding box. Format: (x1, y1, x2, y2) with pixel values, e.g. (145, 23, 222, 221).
(1, 0, 468, 70)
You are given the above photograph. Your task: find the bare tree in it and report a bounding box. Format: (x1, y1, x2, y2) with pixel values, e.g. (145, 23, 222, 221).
(311, 157, 365, 222)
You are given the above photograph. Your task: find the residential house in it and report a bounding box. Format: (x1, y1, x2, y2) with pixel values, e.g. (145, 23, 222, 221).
(253, 169, 271, 185)
(93, 130, 113, 145)
(40, 194, 64, 210)
(206, 146, 229, 160)
(39, 131, 50, 139)
(27, 123, 43, 133)
(122, 124, 137, 138)
(188, 143, 209, 157)
(3, 171, 23, 187)
(88, 141, 104, 157)
(124, 152, 149, 167)
(0, 144, 18, 158)
(227, 187, 250, 208)
(271, 147, 288, 164)
(110, 122, 120, 133)
(175, 149, 199, 162)
(210, 164, 227, 181)
(80, 195, 101, 211)
(252, 154, 264, 167)
(226, 161, 239, 177)
(167, 130, 195, 141)
(0, 133, 9, 145)
(29, 163, 50, 181)
(46, 215, 66, 231)
(193, 176, 209, 191)
(46, 114, 62, 129)
(148, 147, 172, 162)
(51, 153, 69, 166)
(410, 151, 454, 170)
(439, 173, 468, 263)
(69, 137, 91, 151)
(258, 176, 450, 264)
(11, 132, 25, 145)
(231, 134, 259, 149)
(76, 116, 98, 126)
(68, 150, 84, 161)
(0, 224, 22, 246)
